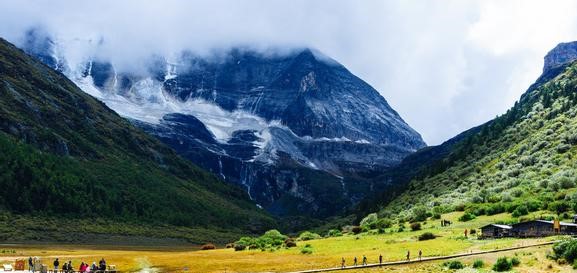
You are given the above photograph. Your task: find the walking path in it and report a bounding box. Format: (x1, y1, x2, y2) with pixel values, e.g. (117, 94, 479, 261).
(286, 241, 557, 273)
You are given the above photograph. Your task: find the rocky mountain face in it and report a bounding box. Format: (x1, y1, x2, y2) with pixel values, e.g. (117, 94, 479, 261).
(0, 37, 274, 236)
(543, 41, 577, 73)
(20, 29, 425, 218)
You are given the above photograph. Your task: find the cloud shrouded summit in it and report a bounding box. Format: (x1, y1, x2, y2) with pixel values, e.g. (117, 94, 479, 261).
(1, 0, 577, 144)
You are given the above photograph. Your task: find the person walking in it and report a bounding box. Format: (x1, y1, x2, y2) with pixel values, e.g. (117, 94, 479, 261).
(53, 258, 60, 273)
(406, 250, 410, 261)
(362, 255, 367, 266)
(418, 250, 422, 261)
(464, 229, 468, 238)
(353, 257, 357, 266)
(341, 257, 345, 268)
(379, 254, 383, 265)
(28, 257, 34, 272)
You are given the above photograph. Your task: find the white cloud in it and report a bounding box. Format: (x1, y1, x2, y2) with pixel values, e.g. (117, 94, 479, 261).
(1, 0, 577, 144)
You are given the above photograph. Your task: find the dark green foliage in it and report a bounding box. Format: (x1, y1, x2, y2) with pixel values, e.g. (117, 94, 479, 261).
(300, 244, 313, 254)
(410, 222, 421, 231)
(549, 201, 570, 215)
(0, 38, 274, 240)
(511, 256, 521, 266)
(552, 239, 577, 264)
(418, 232, 436, 241)
(234, 229, 289, 251)
(512, 205, 529, 217)
(326, 229, 342, 237)
(359, 213, 378, 228)
(285, 238, 297, 248)
(472, 259, 484, 268)
(493, 257, 513, 272)
(352, 226, 362, 234)
(458, 212, 476, 222)
(443, 260, 463, 269)
(412, 206, 429, 222)
(298, 231, 321, 241)
(375, 218, 393, 229)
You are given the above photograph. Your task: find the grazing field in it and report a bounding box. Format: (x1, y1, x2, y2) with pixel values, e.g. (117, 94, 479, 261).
(0, 212, 572, 273)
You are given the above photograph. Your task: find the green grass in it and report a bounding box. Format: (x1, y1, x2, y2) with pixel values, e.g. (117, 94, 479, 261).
(0, 211, 571, 273)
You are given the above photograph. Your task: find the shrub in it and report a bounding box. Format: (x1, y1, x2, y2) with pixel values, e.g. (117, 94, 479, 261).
(285, 238, 297, 248)
(301, 244, 313, 254)
(298, 231, 321, 241)
(376, 218, 393, 229)
(552, 239, 577, 263)
(418, 232, 436, 241)
(351, 226, 362, 234)
(327, 229, 342, 237)
(559, 177, 576, 189)
(487, 203, 505, 215)
(472, 259, 484, 268)
(511, 256, 521, 266)
(360, 213, 379, 228)
(549, 201, 570, 215)
(225, 243, 234, 248)
(201, 243, 216, 250)
(443, 260, 464, 269)
(458, 212, 476, 222)
(512, 205, 529, 217)
(493, 257, 512, 272)
(557, 143, 571, 153)
(234, 244, 246, 251)
(410, 222, 421, 231)
(258, 229, 287, 248)
(412, 206, 429, 222)
(455, 204, 466, 211)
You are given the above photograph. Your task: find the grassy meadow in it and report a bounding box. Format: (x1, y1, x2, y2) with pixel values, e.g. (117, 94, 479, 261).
(1, 211, 573, 273)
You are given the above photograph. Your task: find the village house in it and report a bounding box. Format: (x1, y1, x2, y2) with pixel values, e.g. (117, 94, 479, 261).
(480, 224, 512, 238)
(481, 216, 577, 239)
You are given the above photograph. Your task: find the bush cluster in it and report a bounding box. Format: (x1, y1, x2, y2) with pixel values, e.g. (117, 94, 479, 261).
(418, 232, 436, 241)
(551, 239, 577, 264)
(492, 256, 520, 271)
(234, 229, 288, 251)
(298, 231, 321, 241)
(443, 260, 463, 269)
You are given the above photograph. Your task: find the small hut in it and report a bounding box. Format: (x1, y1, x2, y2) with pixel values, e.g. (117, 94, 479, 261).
(480, 224, 512, 238)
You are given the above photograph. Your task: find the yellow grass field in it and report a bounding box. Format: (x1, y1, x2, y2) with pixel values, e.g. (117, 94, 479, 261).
(0, 212, 573, 273)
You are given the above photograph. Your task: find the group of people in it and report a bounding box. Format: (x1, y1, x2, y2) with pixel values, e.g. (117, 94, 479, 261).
(53, 258, 107, 273)
(405, 249, 423, 261)
(341, 250, 424, 268)
(28, 257, 108, 273)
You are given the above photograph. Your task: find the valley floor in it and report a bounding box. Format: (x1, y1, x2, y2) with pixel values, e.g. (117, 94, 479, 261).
(0, 212, 574, 273)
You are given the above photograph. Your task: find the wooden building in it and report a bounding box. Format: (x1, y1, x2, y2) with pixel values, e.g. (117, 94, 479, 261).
(480, 224, 512, 238)
(511, 220, 577, 237)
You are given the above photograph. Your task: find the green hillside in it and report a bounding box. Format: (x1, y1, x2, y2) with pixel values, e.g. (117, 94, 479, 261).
(0, 38, 274, 243)
(365, 62, 577, 224)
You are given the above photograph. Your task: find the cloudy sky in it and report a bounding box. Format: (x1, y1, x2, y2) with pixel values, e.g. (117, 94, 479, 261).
(1, 0, 577, 145)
